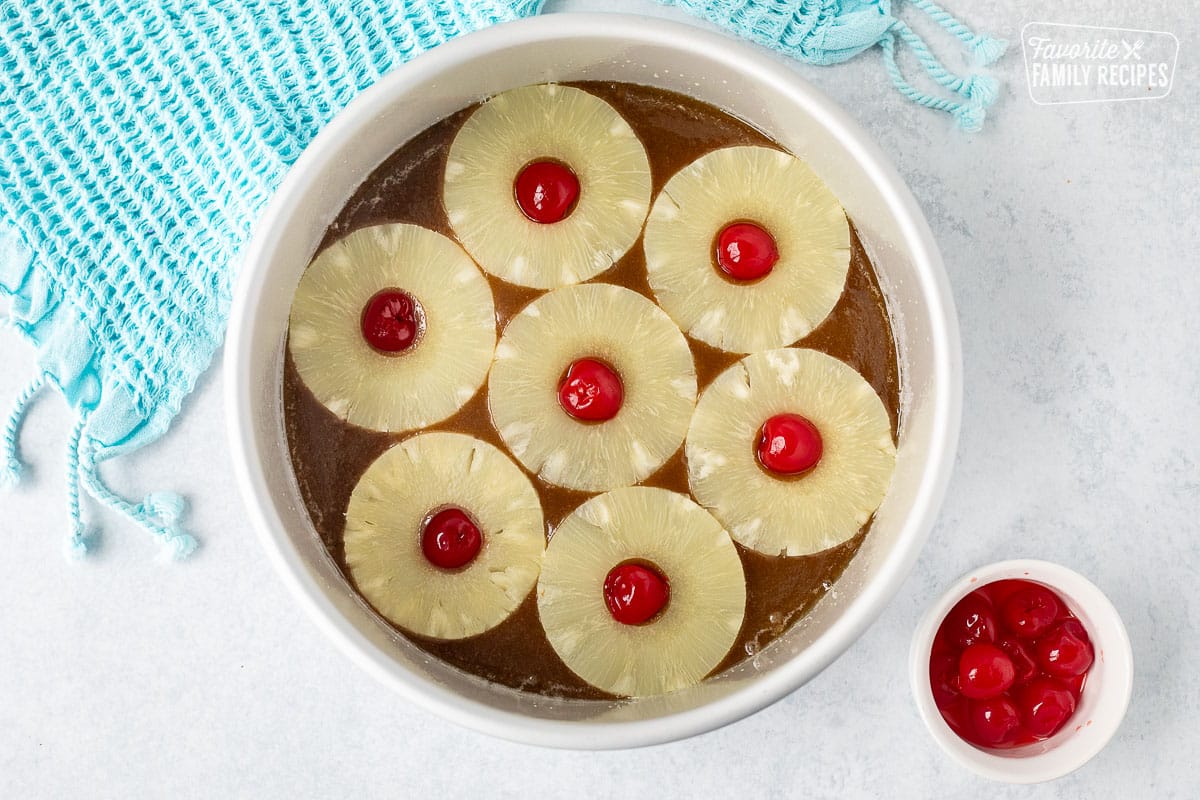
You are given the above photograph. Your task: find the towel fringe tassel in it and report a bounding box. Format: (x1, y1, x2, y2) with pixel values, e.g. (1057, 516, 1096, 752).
(2, 328, 196, 559)
(1, 370, 48, 488)
(882, 2, 1009, 131)
(74, 426, 198, 559)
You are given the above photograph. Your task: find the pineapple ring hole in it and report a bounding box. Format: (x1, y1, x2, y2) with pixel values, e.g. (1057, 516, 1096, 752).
(712, 220, 780, 283)
(755, 413, 824, 478)
(359, 288, 426, 355)
(557, 357, 625, 423)
(420, 505, 484, 571)
(513, 159, 581, 224)
(603, 559, 671, 626)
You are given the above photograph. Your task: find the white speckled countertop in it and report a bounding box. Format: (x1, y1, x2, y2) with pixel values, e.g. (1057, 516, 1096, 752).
(2, 1, 1197, 796)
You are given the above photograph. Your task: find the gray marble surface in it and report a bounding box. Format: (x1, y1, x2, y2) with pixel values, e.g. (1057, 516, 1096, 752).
(2, 1, 1196, 796)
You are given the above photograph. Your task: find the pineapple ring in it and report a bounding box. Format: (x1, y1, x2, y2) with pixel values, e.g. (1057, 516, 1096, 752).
(537, 487, 746, 697)
(288, 223, 496, 432)
(644, 145, 851, 353)
(344, 432, 545, 640)
(488, 284, 697, 492)
(443, 84, 652, 289)
(687, 348, 896, 556)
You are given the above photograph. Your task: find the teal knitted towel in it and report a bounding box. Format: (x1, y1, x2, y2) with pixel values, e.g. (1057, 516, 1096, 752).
(0, 0, 1003, 558)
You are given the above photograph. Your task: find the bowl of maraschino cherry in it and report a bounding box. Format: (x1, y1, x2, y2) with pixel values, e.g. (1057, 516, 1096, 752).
(910, 560, 1133, 783)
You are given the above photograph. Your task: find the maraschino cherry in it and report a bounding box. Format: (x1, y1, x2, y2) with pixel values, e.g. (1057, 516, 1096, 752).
(757, 413, 823, 475)
(603, 563, 669, 625)
(997, 637, 1038, 684)
(969, 697, 1021, 746)
(1036, 620, 1094, 678)
(930, 579, 1094, 749)
(941, 591, 998, 649)
(958, 643, 1016, 699)
(515, 160, 580, 223)
(421, 507, 482, 570)
(715, 222, 779, 281)
(559, 358, 624, 422)
(1001, 584, 1061, 638)
(1018, 678, 1078, 738)
(361, 289, 422, 353)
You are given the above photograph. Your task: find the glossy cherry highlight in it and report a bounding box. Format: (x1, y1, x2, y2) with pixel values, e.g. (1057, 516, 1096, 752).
(421, 507, 483, 570)
(361, 289, 422, 353)
(757, 413, 823, 475)
(558, 358, 624, 422)
(715, 222, 779, 281)
(514, 160, 580, 223)
(603, 563, 669, 625)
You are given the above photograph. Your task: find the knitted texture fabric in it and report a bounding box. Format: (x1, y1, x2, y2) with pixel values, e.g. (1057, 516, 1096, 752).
(0, 0, 542, 557)
(0, 0, 1004, 558)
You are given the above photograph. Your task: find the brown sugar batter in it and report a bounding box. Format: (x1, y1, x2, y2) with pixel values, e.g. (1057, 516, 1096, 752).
(282, 82, 901, 699)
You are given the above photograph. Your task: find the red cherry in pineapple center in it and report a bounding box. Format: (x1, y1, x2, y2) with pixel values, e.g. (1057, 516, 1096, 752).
(757, 413, 823, 475)
(421, 507, 482, 570)
(361, 289, 422, 354)
(558, 358, 624, 422)
(715, 222, 779, 281)
(603, 563, 670, 625)
(514, 160, 580, 224)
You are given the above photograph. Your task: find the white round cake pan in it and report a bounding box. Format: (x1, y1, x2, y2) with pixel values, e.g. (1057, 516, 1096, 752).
(225, 13, 963, 749)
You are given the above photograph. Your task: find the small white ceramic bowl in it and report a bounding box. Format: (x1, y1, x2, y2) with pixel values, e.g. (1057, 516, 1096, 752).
(226, 13, 962, 748)
(909, 560, 1133, 783)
